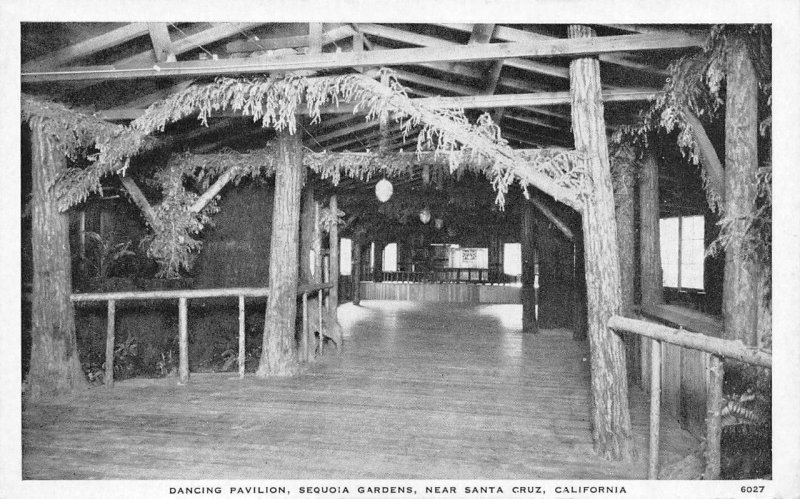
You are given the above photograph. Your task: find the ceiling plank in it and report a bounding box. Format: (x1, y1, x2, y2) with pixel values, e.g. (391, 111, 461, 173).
(22, 32, 705, 83)
(22, 23, 150, 71)
(147, 23, 175, 63)
(225, 24, 354, 53)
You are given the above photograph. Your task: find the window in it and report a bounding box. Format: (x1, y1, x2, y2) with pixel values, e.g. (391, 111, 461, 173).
(383, 243, 397, 272)
(339, 238, 352, 276)
(659, 215, 705, 290)
(503, 243, 522, 276)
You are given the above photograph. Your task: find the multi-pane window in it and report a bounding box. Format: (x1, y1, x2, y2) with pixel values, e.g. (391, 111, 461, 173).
(659, 215, 705, 290)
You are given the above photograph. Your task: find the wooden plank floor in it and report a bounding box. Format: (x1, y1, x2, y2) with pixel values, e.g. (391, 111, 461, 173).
(22, 301, 697, 479)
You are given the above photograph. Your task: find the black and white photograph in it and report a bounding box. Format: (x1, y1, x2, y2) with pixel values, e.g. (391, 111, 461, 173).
(1, 1, 798, 497)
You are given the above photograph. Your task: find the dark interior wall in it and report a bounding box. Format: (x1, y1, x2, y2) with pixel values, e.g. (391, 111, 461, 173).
(194, 182, 275, 288)
(534, 211, 577, 329)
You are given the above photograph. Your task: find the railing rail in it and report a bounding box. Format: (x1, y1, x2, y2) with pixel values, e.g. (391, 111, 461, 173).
(608, 314, 772, 480)
(71, 282, 333, 387)
(378, 269, 521, 285)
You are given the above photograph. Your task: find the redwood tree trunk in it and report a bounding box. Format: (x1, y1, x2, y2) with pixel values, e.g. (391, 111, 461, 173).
(569, 24, 634, 461)
(612, 148, 638, 383)
(328, 195, 340, 307)
(257, 127, 303, 377)
(27, 120, 88, 400)
(521, 202, 538, 333)
(299, 185, 315, 284)
(373, 240, 384, 282)
(640, 151, 664, 309)
(722, 35, 759, 347)
(352, 237, 363, 305)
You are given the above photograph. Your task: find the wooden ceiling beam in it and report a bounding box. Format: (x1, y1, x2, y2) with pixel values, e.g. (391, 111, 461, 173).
(393, 68, 480, 96)
(462, 23, 676, 77)
(313, 119, 379, 144)
(22, 32, 704, 83)
(147, 23, 175, 63)
(360, 23, 570, 80)
(22, 23, 150, 71)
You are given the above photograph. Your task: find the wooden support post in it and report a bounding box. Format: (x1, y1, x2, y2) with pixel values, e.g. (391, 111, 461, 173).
(613, 146, 639, 384)
(328, 195, 340, 309)
(373, 240, 384, 283)
(572, 226, 587, 340)
(258, 126, 303, 377)
(722, 34, 759, 347)
(704, 353, 724, 480)
(353, 238, 363, 305)
(313, 200, 323, 283)
(302, 292, 309, 361)
(521, 201, 538, 333)
(640, 150, 664, 310)
(569, 24, 633, 461)
(317, 289, 324, 355)
(238, 295, 245, 378)
(178, 297, 189, 384)
(648, 339, 662, 479)
(300, 186, 315, 284)
(27, 119, 88, 401)
(105, 299, 116, 388)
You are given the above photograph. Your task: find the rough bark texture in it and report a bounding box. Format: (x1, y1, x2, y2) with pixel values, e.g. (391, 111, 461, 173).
(722, 35, 759, 347)
(569, 24, 634, 461)
(352, 237, 363, 305)
(521, 202, 538, 334)
(299, 185, 315, 284)
(640, 151, 664, 309)
(373, 240, 384, 282)
(27, 120, 89, 400)
(572, 222, 587, 340)
(257, 127, 303, 377)
(612, 150, 638, 384)
(328, 195, 340, 307)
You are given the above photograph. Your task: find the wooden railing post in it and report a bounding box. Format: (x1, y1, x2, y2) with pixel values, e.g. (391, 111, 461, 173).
(704, 353, 724, 479)
(178, 297, 189, 384)
(302, 292, 309, 361)
(648, 338, 662, 479)
(105, 299, 116, 388)
(238, 295, 245, 378)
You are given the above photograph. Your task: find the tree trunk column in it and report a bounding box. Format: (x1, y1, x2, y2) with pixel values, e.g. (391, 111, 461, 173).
(722, 34, 759, 347)
(27, 119, 89, 400)
(521, 202, 538, 333)
(640, 151, 664, 309)
(373, 240, 384, 282)
(569, 24, 634, 461)
(612, 147, 638, 384)
(352, 236, 363, 305)
(257, 127, 304, 377)
(328, 195, 340, 307)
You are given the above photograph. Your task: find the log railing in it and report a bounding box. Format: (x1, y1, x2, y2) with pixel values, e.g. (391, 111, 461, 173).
(607, 315, 772, 480)
(71, 282, 333, 386)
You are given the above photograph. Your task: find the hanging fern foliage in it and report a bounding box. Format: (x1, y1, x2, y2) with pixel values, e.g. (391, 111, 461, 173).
(23, 69, 586, 278)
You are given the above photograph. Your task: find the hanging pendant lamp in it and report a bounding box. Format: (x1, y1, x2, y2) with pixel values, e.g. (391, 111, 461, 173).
(375, 178, 393, 203)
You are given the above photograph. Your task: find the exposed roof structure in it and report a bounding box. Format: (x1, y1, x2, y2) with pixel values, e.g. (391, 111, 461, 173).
(21, 23, 707, 152)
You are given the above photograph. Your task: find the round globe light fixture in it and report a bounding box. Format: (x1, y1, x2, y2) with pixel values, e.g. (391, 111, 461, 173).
(375, 178, 393, 203)
(419, 208, 432, 224)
